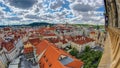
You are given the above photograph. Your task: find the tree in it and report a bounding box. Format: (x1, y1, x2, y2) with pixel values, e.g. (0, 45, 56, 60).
(75, 46, 103, 68)
(84, 46, 90, 52)
(69, 48, 78, 56)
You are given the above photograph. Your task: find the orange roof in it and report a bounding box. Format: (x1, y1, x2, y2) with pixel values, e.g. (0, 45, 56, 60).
(46, 38, 60, 43)
(46, 27, 55, 30)
(35, 40, 49, 55)
(46, 38, 67, 44)
(40, 32, 56, 36)
(38, 40, 83, 68)
(28, 38, 40, 46)
(38, 27, 56, 36)
(73, 37, 94, 45)
(65, 59, 83, 68)
(64, 35, 94, 45)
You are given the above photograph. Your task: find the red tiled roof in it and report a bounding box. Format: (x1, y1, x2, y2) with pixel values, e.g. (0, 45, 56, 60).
(38, 40, 83, 68)
(29, 34, 40, 38)
(46, 38, 60, 43)
(60, 39, 67, 44)
(41, 33, 56, 36)
(28, 38, 41, 46)
(46, 38, 67, 44)
(64, 35, 94, 45)
(3, 27, 11, 31)
(1, 41, 14, 51)
(35, 40, 49, 55)
(73, 37, 94, 45)
(37, 27, 56, 36)
(46, 27, 55, 31)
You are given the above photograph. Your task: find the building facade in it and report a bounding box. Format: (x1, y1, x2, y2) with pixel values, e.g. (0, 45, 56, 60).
(99, 0, 120, 68)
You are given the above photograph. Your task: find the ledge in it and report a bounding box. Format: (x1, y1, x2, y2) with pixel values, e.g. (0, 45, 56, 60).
(98, 33, 112, 68)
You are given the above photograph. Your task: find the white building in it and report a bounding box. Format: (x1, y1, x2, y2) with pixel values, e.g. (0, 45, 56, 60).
(65, 36, 95, 52)
(8, 57, 20, 68)
(2, 41, 20, 62)
(15, 38, 24, 48)
(0, 49, 8, 67)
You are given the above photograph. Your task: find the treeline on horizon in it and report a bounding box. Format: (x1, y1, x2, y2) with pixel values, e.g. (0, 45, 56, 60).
(0, 22, 104, 29)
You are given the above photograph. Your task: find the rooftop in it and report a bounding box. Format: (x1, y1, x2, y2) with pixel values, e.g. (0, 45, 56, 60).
(38, 40, 84, 68)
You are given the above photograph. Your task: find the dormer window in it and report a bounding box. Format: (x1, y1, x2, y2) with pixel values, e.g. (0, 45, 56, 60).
(49, 64, 52, 67)
(45, 59, 48, 62)
(59, 54, 73, 65)
(43, 55, 46, 58)
(58, 55, 67, 61)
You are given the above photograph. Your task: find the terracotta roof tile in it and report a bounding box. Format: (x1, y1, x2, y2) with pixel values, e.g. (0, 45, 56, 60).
(38, 40, 83, 68)
(28, 38, 41, 46)
(64, 35, 94, 45)
(35, 40, 49, 55)
(1, 41, 14, 51)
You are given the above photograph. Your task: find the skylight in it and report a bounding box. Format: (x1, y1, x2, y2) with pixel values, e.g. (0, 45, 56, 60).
(59, 55, 73, 65)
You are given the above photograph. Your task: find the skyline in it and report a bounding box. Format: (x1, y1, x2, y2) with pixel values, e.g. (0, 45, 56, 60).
(0, 0, 104, 25)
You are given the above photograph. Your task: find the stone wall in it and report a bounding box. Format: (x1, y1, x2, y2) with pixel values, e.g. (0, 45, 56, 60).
(99, 0, 120, 68)
(108, 27, 120, 68)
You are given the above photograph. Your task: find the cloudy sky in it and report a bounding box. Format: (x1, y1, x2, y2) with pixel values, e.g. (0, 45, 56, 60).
(0, 0, 105, 25)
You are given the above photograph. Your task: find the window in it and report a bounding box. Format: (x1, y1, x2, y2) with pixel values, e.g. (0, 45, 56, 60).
(49, 64, 52, 67)
(59, 55, 73, 65)
(43, 55, 46, 58)
(46, 59, 48, 62)
(58, 55, 67, 60)
(39, 62, 41, 64)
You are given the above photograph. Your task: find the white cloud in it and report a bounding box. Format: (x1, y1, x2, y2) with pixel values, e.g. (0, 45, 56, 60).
(0, 0, 104, 25)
